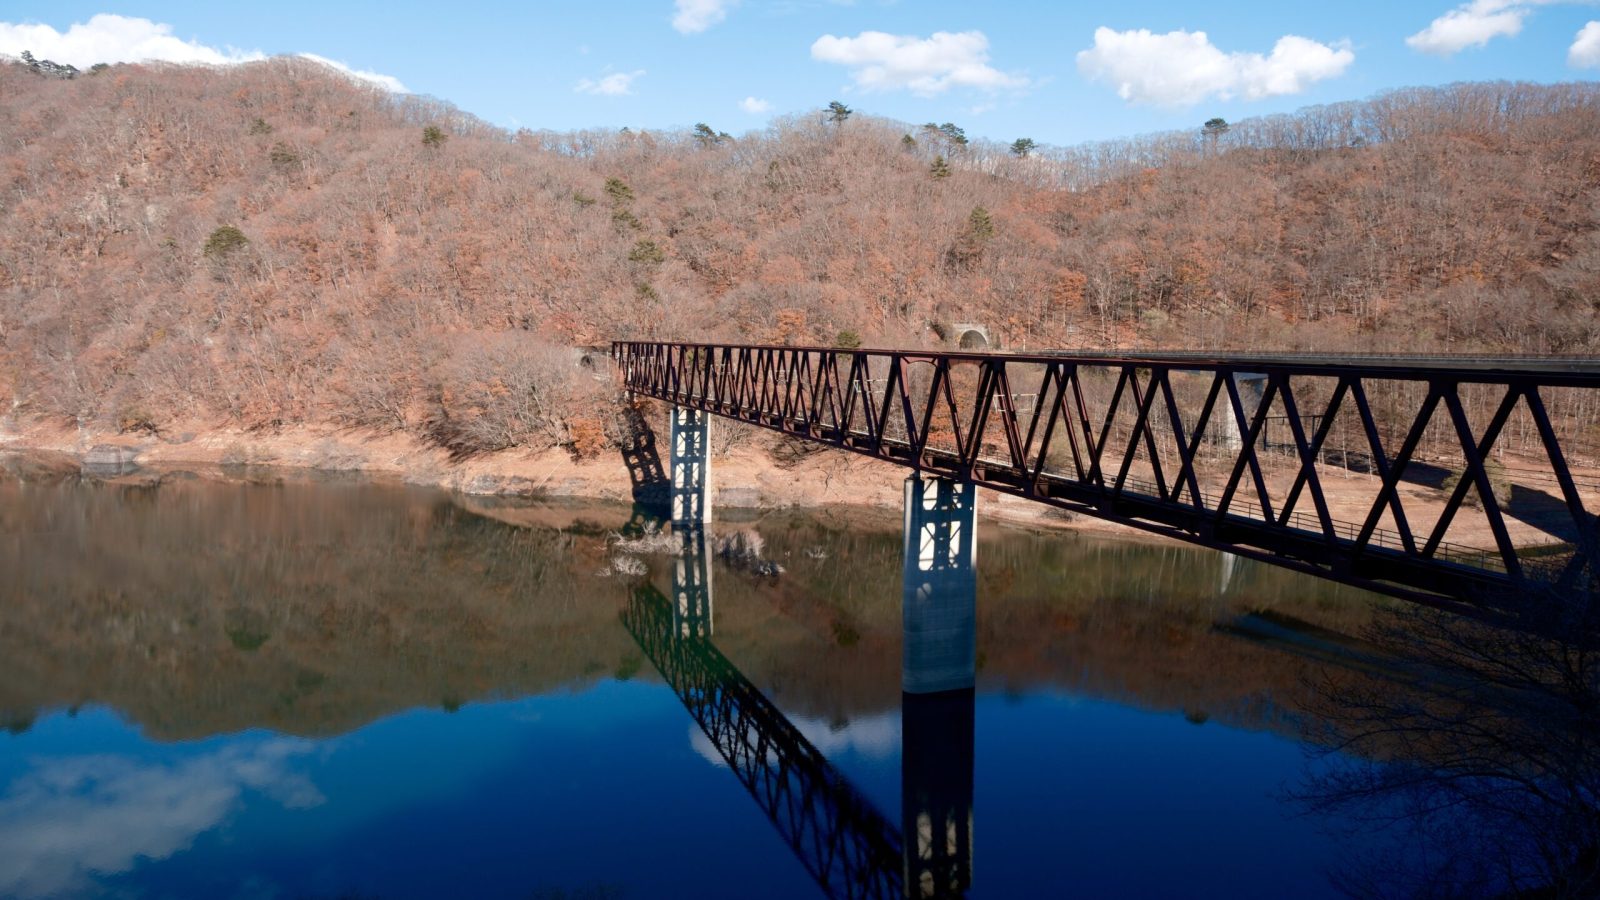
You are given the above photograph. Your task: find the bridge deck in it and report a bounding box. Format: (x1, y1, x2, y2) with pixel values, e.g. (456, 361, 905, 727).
(613, 341, 1600, 616)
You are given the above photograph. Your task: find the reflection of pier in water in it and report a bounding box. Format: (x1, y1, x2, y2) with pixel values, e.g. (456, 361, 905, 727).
(622, 475, 978, 899)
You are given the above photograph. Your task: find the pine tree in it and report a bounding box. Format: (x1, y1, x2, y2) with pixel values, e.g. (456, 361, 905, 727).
(945, 206, 995, 271)
(1202, 117, 1229, 154)
(203, 225, 249, 259)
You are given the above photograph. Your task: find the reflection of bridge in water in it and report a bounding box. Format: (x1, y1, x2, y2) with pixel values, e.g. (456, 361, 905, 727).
(622, 482, 978, 899)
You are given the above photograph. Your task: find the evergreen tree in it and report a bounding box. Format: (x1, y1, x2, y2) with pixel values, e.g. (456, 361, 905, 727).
(203, 225, 249, 259)
(1202, 117, 1229, 153)
(965, 206, 994, 242)
(628, 240, 666, 264)
(945, 206, 995, 272)
(1010, 137, 1036, 158)
(826, 101, 852, 124)
(604, 178, 634, 204)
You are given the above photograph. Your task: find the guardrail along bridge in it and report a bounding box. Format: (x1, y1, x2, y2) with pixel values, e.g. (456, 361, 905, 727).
(614, 341, 1600, 615)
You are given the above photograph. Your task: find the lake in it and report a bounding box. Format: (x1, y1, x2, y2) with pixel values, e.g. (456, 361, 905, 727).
(0, 467, 1578, 898)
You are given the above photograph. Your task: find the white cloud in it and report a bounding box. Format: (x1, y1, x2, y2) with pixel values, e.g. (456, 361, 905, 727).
(0, 741, 323, 899)
(1076, 27, 1354, 108)
(673, 0, 739, 34)
(1405, 0, 1543, 55)
(810, 30, 1030, 96)
(0, 13, 261, 67)
(739, 96, 772, 113)
(1570, 20, 1600, 66)
(296, 53, 407, 92)
(0, 14, 405, 92)
(576, 69, 645, 96)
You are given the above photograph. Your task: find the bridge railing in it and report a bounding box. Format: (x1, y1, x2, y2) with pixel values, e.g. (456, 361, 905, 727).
(613, 341, 1600, 612)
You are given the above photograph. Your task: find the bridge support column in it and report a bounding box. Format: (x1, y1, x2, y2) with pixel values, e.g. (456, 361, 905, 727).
(672, 526, 714, 640)
(901, 474, 977, 898)
(1219, 372, 1268, 451)
(1218, 551, 1239, 596)
(669, 406, 711, 525)
(902, 475, 977, 694)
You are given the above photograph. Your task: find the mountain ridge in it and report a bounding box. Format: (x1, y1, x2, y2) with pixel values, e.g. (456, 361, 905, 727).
(2, 57, 1597, 457)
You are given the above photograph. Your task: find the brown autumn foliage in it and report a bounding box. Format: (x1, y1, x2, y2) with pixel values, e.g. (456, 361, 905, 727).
(1, 57, 1598, 455)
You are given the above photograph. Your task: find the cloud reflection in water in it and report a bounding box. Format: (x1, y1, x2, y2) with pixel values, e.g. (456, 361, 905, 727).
(0, 738, 324, 898)
(689, 710, 901, 769)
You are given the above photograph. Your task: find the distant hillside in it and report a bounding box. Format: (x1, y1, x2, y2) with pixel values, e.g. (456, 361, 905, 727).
(1, 57, 1597, 455)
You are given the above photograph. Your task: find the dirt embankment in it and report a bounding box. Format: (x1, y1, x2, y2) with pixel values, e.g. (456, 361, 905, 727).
(4, 415, 1592, 550)
(0, 419, 1143, 537)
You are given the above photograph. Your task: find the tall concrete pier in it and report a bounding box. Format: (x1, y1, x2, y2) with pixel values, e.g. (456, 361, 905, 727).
(669, 406, 710, 525)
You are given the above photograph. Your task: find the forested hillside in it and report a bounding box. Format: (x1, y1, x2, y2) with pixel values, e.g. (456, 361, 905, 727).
(2, 56, 1598, 456)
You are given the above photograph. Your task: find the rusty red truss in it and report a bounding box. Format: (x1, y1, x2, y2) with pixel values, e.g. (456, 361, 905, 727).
(613, 341, 1600, 614)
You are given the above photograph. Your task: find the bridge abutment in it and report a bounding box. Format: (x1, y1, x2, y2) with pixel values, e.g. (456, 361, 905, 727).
(669, 406, 711, 525)
(902, 475, 977, 694)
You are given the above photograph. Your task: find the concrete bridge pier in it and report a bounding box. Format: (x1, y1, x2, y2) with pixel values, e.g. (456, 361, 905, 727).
(900, 474, 977, 898)
(902, 475, 977, 694)
(669, 406, 711, 525)
(1218, 551, 1239, 596)
(1218, 372, 1268, 451)
(672, 525, 714, 640)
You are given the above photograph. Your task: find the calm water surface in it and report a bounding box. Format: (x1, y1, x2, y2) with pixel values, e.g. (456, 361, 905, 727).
(0, 469, 1552, 898)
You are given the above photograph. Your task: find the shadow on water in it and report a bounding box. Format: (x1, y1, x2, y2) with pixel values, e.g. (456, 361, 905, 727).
(1290, 589, 1600, 897)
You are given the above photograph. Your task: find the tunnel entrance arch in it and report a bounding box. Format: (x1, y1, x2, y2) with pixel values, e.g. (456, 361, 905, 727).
(950, 323, 990, 350)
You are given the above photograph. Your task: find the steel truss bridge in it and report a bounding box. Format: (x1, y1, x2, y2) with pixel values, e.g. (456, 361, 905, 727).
(613, 341, 1600, 614)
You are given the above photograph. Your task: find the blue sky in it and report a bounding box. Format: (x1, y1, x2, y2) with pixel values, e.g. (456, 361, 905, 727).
(3, 1, 1598, 146)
